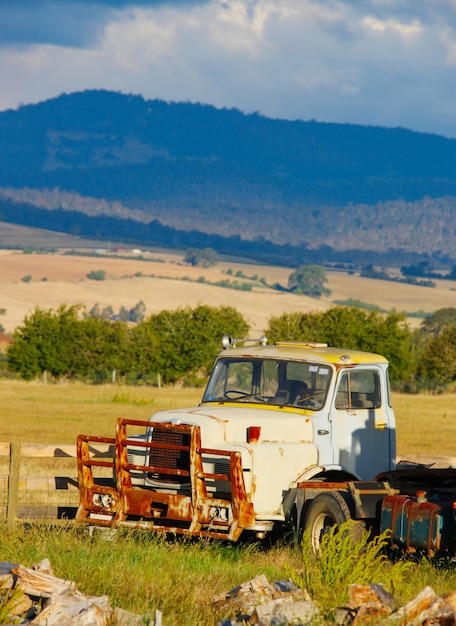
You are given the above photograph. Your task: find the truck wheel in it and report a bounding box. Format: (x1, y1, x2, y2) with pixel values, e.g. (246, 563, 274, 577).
(304, 491, 352, 553)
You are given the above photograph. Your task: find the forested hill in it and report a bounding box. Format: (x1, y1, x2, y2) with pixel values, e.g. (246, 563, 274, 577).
(1, 89, 456, 267)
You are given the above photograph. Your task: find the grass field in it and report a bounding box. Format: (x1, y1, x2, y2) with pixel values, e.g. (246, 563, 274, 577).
(3, 519, 453, 626)
(1, 383, 456, 624)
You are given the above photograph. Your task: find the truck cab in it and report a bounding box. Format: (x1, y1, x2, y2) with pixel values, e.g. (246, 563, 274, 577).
(76, 336, 396, 540)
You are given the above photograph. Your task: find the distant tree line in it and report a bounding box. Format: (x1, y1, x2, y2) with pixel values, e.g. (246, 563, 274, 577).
(3, 195, 453, 271)
(5, 303, 456, 392)
(361, 264, 436, 288)
(400, 261, 456, 281)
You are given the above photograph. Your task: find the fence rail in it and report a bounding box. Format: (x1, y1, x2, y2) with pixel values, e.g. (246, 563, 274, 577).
(3, 443, 455, 527)
(0, 441, 114, 525)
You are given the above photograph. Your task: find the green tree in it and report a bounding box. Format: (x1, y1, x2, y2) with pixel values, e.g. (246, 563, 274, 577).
(87, 270, 107, 281)
(7, 304, 83, 380)
(420, 307, 456, 336)
(128, 318, 161, 380)
(288, 265, 331, 298)
(73, 317, 129, 381)
(416, 322, 456, 389)
(186, 304, 249, 377)
(266, 306, 414, 384)
(184, 247, 218, 268)
(129, 304, 248, 384)
(88, 303, 101, 318)
(100, 305, 114, 320)
(129, 300, 146, 323)
(118, 306, 130, 322)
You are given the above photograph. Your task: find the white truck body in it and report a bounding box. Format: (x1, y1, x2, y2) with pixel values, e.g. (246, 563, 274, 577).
(76, 338, 397, 539)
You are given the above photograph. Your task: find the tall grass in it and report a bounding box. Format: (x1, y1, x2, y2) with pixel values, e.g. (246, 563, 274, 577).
(286, 522, 414, 617)
(1, 522, 456, 625)
(285, 522, 456, 622)
(0, 522, 302, 625)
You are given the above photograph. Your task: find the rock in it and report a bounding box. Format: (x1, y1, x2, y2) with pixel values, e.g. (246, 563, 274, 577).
(216, 577, 456, 626)
(0, 558, 147, 625)
(390, 586, 438, 625)
(214, 575, 318, 625)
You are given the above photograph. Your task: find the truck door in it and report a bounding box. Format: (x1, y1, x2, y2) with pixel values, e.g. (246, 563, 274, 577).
(330, 367, 393, 481)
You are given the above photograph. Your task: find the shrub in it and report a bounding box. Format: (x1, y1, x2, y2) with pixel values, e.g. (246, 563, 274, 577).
(21, 275, 32, 283)
(87, 270, 107, 281)
(286, 521, 413, 616)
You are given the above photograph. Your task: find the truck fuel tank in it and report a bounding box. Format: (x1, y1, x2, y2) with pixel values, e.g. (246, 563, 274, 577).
(380, 494, 455, 556)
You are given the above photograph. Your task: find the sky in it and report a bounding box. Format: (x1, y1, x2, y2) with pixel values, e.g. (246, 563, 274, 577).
(2, 0, 456, 137)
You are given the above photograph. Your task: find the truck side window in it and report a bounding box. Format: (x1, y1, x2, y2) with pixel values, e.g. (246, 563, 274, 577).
(335, 370, 381, 409)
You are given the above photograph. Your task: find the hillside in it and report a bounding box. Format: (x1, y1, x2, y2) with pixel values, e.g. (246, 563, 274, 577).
(1, 90, 456, 267)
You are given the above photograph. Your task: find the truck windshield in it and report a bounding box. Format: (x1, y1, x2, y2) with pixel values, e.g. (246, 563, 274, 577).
(202, 357, 332, 410)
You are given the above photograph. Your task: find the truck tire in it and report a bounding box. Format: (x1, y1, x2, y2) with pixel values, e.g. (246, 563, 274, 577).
(304, 491, 352, 553)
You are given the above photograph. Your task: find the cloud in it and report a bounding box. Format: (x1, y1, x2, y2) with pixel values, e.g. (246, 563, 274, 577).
(2, 0, 456, 137)
(0, 0, 208, 47)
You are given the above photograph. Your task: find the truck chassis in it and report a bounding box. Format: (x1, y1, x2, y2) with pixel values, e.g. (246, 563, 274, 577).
(76, 418, 456, 556)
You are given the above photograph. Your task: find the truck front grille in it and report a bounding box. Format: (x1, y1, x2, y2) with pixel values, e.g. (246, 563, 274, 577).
(147, 428, 191, 486)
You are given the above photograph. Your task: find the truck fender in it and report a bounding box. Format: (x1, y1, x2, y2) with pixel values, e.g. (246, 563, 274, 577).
(284, 465, 360, 536)
(293, 463, 351, 484)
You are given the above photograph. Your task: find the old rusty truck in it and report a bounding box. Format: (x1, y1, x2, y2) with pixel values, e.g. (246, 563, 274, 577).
(76, 336, 456, 556)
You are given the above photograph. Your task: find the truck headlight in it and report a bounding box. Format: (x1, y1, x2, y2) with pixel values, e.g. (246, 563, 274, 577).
(209, 506, 230, 522)
(92, 493, 114, 509)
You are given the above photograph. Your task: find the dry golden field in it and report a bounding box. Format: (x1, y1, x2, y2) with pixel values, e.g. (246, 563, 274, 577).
(2, 240, 456, 335)
(0, 247, 327, 334)
(0, 381, 455, 463)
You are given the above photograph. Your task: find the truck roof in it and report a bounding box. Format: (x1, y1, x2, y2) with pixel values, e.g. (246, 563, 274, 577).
(218, 341, 389, 365)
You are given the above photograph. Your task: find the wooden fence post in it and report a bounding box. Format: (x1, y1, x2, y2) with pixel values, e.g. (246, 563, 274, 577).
(7, 442, 21, 528)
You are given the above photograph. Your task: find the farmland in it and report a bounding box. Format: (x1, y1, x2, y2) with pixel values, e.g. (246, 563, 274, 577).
(1, 381, 456, 624)
(2, 243, 456, 336)
(1, 225, 456, 624)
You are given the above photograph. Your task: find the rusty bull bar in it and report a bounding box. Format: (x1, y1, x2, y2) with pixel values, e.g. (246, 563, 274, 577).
(76, 418, 255, 541)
